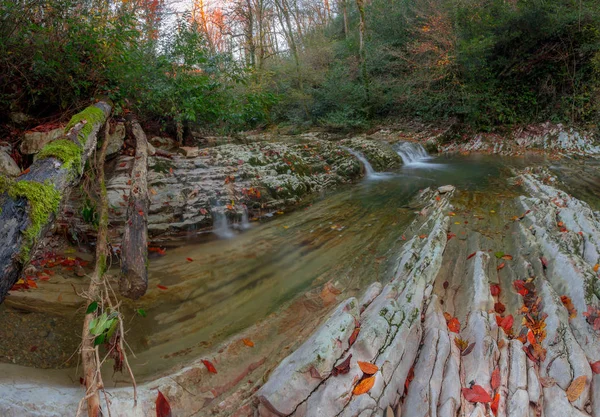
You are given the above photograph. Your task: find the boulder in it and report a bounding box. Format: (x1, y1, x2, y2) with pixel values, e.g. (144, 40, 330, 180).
(20, 127, 64, 154)
(0, 150, 20, 177)
(105, 121, 125, 157)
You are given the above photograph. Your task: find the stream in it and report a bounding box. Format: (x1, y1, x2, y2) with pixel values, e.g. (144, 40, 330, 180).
(1, 142, 599, 391)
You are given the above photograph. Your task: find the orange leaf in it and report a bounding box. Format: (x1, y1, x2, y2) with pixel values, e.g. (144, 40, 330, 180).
(353, 375, 376, 395)
(419, 234, 427, 239)
(358, 361, 379, 375)
(594, 264, 599, 273)
(527, 330, 536, 345)
(497, 262, 505, 271)
(348, 327, 360, 347)
(447, 317, 461, 333)
(557, 221, 564, 227)
(502, 254, 513, 260)
(156, 390, 172, 417)
(26, 279, 37, 288)
(566, 375, 587, 402)
(242, 338, 254, 347)
(462, 384, 492, 403)
(491, 368, 500, 390)
(491, 393, 500, 415)
(202, 359, 217, 374)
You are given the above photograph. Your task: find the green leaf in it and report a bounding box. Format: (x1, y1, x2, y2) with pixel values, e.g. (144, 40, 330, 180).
(106, 319, 119, 340)
(136, 308, 147, 317)
(94, 334, 106, 346)
(494, 251, 504, 259)
(86, 301, 98, 314)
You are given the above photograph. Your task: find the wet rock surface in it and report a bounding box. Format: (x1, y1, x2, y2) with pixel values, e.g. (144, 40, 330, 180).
(59, 136, 399, 243)
(1, 130, 600, 417)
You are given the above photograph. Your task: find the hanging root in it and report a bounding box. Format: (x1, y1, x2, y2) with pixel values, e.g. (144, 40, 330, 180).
(78, 121, 137, 417)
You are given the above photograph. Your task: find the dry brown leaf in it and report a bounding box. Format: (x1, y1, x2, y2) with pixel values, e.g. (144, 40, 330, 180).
(566, 375, 587, 402)
(357, 361, 379, 375)
(353, 375, 376, 395)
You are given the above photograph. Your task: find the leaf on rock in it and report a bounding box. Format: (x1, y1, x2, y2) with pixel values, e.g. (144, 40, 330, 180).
(491, 393, 500, 416)
(447, 317, 461, 333)
(455, 338, 469, 351)
(358, 361, 379, 375)
(594, 264, 599, 273)
(494, 302, 506, 314)
(353, 375, 376, 395)
(490, 284, 501, 297)
(348, 327, 360, 347)
(513, 280, 529, 296)
(461, 342, 476, 356)
(590, 361, 600, 374)
(491, 368, 501, 391)
(502, 254, 513, 260)
(186, 257, 193, 262)
(242, 338, 254, 347)
(156, 390, 172, 417)
(527, 330, 536, 345)
(499, 315, 514, 333)
(201, 359, 217, 374)
(332, 354, 352, 377)
(566, 375, 587, 402)
(309, 365, 321, 379)
(560, 295, 577, 319)
(494, 251, 504, 259)
(462, 384, 492, 403)
(497, 262, 505, 271)
(157, 284, 168, 290)
(467, 252, 476, 260)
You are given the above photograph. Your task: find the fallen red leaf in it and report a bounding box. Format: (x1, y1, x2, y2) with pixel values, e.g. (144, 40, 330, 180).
(494, 302, 506, 314)
(462, 384, 492, 403)
(447, 317, 461, 333)
(202, 359, 217, 374)
(157, 284, 168, 290)
(501, 254, 513, 260)
(527, 330, 536, 345)
(348, 327, 360, 347)
(332, 354, 352, 376)
(467, 252, 476, 260)
(490, 284, 501, 297)
(497, 262, 505, 271)
(513, 280, 529, 296)
(491, 368, 500, 390)
(499, 315, 514, 333)
(186, 257, 193, 262)
(491, 393, 500, 415)
(156, 390, 172, 417)
(447, 232, 456, 240)
(590, 361, 600, 374)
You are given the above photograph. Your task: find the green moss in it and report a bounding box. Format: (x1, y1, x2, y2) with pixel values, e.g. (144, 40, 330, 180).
(8, 180, 61, 260)
(37, 139, 83, 172)
(64, 105, 105, 144)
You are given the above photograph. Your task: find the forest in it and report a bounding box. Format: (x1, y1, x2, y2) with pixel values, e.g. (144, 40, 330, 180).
(1, 0, 600, 417)
(2, 0, 600, 135)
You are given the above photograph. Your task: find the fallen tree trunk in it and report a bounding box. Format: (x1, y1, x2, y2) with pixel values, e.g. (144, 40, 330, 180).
(80, 122, 111, 417)
(0, 101, 111, 303)
(119, 115, 149, 299)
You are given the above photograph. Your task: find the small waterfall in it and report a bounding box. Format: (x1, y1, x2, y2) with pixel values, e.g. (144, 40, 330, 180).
(238, 206, 251, 230)
(395, 142, 430, 165)
(343, 147, 376, 177)
(212, 205, 234, 238)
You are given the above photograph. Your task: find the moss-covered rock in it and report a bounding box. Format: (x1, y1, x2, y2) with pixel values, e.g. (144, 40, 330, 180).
(339, 137, 402, 171)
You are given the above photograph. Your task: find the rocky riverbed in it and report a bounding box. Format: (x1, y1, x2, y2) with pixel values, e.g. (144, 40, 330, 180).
(1, 127, 599, 417)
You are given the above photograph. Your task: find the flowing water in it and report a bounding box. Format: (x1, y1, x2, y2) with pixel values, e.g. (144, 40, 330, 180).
(394, 141, 431, 166)
(1, 144, 598, 382)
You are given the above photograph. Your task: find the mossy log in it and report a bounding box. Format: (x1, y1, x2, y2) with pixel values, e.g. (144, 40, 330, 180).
(0, 101, 111, 303)
(119, 115, 149, 299)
